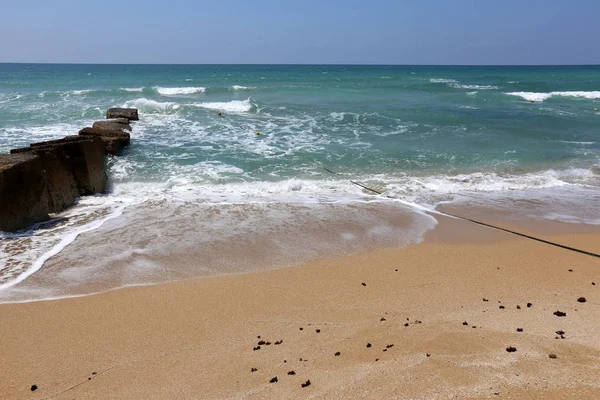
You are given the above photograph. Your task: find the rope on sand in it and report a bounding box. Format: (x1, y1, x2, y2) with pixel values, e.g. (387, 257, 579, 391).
(316, 161, 600, 259)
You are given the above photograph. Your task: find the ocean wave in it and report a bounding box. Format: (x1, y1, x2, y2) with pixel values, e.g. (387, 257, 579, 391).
(430, 78, 458, 83)
(231, 85, 257, 90)
(122, 98, 180, 113)
(190, 98, 254, 113)
(0, 93, 22, 104)
(155, 86, 206, 96)
(507, 91, 600, 102)
(121, 87, 144, 92)
(452, 84, 498, 90)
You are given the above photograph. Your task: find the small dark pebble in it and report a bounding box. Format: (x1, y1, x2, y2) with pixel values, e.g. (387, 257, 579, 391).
(472, 326, 477, 329)
(516, 328, 523, 332)
(335, 352, 341, 356)
(404, 323, 409, 327)
(257, 335, 261, 339)
(287, 371, 296, 375)
(299, 358, 303, 361)
(92, 372, 97, 375)
(553, 310, 567, 317)
(395, 269, 398, 271)
(270, 376, 278, 384)
(383, 349, 387, 352)
(375, 358, 379, 361)
(577, 297, 587, 303)
(284, 360, 287, 363)
(361, 283, 366, 286)
(593, 282, 596, 285)
(251, 368, 257, 372)
(516, 305, 521, 310)
(380, 317, 386, 322)
(386, 344, 394, 348)
(299, 327, 303, 330)
(506, 346, 517, 352)
(88, 377, 92, 381)
(568, 269, 573, 272)
(494, 393, 500, 396)
(527, 303, 532, 308)
(462, 321, 469, 326)
(274, 340, 282, 345)
(316, 329, 321, 333)
(483, 298, 489, 302)
(31, 385, 37, 392)
(499, 305, 505, 309)
(415, 320, 422, 324)
(366, 343, 372, 348)
(265, 341, 272, 345)
(549, 354, 557, 359)
(253, 346, 261, 351)
(301, 380, 311, 388)
(426, 353, 431, 357)
(258, 340, 266, 345)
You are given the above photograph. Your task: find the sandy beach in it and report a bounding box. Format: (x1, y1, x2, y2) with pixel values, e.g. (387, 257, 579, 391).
(1, 213, 599, 399)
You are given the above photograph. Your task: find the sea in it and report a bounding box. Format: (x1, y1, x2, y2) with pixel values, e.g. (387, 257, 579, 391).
(1, 64, 599, 302)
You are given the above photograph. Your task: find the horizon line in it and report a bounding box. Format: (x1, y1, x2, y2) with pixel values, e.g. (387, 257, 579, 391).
(1, 62, 600, 67)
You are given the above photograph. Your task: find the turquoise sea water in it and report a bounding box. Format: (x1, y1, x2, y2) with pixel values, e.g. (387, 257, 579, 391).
(1, 64, 599, 301)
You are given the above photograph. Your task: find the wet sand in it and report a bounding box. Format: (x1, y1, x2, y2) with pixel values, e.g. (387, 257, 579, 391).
(1, 214, 600, 399)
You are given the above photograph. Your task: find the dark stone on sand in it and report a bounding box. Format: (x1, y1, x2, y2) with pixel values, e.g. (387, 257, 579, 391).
(386, 344, 394, 348)
(568, 269, 573, 272)
(287, 371, 296, 375)
(395, 269, 398, 271)
(517, 305, 521, 309)
(253, 346, 261, 351)
(299, 327, 303, 330)
(593, 282, 596, 285)
(499, 305, 505, 309)
(316, 329, 320, 333)
(31, 385, 38, 391)
(506, 346, 517, 353)
(516, 328, 523, 332)
(383, 349, 387, 352)
(88, 377, 91, 380)
(257, 341, 265, 345)
(361, 282, 366, 286)
(483, 298, 489, 302)
(301, 380, 311, 388)
(553, 311, 567, 317)
(106, 107, 139, 121)
(549, 354, 557, 359)
(92, 372, 97, 375)
(274, 340, 282, 345)
(251, 368, 257, 372)
(265, 342, 271, 345)
(257, 335, 261, 339)
(404, 323, 409, 327)
(93, 120, 132, 132)
(462, 321, 469, 326)
(577, 297, 587, 303)
(426, 353, 431, 357)
(366, 343, 372, 348)
(269, 376, 278, 383)
(527, 303, 532, 308)
(380, 317, 386, 322)
(335, 352, 341, 356)
(0, 136, 107, 231)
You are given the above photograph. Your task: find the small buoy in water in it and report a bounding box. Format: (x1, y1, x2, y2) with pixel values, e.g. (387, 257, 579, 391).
(254, 131, 260, 135)
(594, 108, 599, 111)
(217, 112, 223, 117)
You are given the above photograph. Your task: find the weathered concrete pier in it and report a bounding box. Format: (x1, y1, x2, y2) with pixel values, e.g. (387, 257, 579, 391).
(0, 108, 138, 232)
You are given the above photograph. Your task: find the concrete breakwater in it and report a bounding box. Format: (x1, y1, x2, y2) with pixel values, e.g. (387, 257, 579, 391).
(0, 108, 138, 232)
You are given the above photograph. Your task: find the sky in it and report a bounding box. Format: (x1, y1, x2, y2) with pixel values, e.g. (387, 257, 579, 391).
(1, 0, 599, 64)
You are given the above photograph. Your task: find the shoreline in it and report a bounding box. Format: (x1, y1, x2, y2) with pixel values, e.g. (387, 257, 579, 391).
(1, 214, 599, 399)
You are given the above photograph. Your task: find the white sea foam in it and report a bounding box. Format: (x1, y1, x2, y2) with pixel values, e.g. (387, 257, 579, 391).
(430, 78, 458, 83)
(452, 84, 498, 90)
(507, 91, 600, 102)
(231, 85, 257, 90)
(191, 98, 254, 113)
(121, 87, 144, 92)
(155, 87, 206, 96)
(122, 98, 179, 112)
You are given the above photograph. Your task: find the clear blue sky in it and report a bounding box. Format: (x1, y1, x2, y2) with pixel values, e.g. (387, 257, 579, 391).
(1, 0, 599, 64)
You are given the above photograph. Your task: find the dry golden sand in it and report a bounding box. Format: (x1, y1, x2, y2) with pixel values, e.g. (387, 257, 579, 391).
(1, 216, 600, 399)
